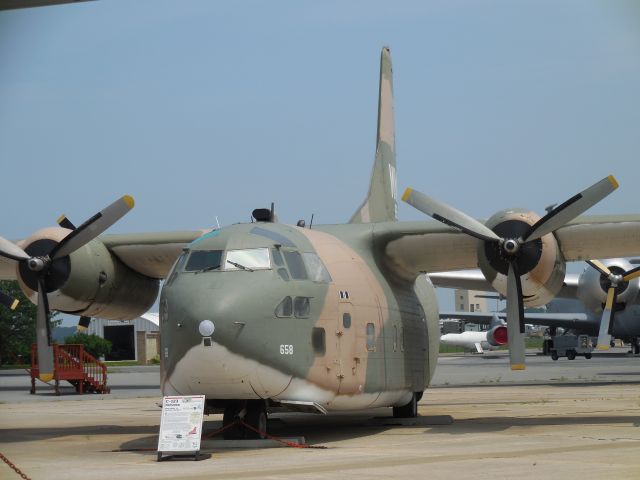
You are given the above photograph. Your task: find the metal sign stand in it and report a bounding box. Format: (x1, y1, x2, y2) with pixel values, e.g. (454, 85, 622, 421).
(157, 395, 205, 462)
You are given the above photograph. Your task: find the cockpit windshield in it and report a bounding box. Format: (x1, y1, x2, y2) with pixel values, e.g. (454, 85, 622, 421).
(184, 250, 223, 272)
(225, 248, 271, 270)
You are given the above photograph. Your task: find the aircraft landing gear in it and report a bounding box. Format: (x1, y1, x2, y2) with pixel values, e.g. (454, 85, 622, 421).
(222, 400, 269, 440)
(393, 392, 419, 418)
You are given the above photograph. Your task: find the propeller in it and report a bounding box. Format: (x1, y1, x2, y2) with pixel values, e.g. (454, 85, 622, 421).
(585, 259, 640, 350)
(403, 175, 619, 370)
(0, 195, 134, 381)
(77, 315, 91, 332)
(0, 290, 19, 311)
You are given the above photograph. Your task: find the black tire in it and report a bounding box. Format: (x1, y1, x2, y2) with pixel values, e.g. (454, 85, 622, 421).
(244, 400, 268, 439)
(567, 350, 576, 360)
(551, 351, 559, 361)
(223, 403, 246, 440)
(584, 353, 592, 359)
(393, 393, 418, 418)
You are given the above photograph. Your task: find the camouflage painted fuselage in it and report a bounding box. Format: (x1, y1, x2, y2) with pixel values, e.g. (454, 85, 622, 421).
(160, 221, 439, 411)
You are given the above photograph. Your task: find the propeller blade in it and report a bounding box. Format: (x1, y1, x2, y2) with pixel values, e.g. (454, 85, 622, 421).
(596, 286, 617, 350)
(77, 315, 91, 332)
(36, 278, 54, 382)
(0, 236, 29, 262)
(50, 195, 135, 260)
(57, 214, 77, 230)
(401, 188, 500, 242)
(522, 175, 618, 242)
(0, 290, 19, 310)
(623, 266, 640, 282)
(506, 261, 526, 370)
(586, 259, 611, 277)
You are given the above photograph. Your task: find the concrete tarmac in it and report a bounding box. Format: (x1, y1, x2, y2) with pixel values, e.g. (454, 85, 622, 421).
(2, 351, 640, 479)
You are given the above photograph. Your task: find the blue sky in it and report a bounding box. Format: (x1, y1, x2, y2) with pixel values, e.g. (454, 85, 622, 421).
(1, 1, 639, 317)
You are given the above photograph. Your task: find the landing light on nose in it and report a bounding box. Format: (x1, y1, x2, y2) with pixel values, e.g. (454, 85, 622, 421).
(199, 319, 215, 337)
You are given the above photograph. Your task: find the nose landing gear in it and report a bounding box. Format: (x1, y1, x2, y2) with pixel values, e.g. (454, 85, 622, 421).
(222, 400, 268, 440)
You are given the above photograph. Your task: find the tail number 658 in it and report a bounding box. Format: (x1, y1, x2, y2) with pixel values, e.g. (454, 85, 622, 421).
(280, 345, 293, 355)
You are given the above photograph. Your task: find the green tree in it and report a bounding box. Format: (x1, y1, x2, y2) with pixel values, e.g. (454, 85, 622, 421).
(63, 333, 112, 359)
(0, 280, 60, 365)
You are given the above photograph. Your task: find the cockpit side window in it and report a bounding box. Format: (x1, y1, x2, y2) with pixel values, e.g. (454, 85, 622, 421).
(225, 248, 271, 270)
(165, 251, 188, 286)
(282, 250, 308, 280)
(184, 250, 223, 272)
(302, 253, 332, 283)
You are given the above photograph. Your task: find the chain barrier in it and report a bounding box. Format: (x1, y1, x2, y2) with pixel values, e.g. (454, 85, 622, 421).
(239, 420, 327, 449)
(113, 417, 326, 453)
(0, 452, 31, 480)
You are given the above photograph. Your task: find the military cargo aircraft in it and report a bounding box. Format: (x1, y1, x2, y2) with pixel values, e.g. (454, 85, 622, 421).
(432, 258, 640, 354)
(1, 48, 640, 438)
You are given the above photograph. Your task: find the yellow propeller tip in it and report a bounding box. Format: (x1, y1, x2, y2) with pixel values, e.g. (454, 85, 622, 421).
(10, 299, 19, 310)
(607, 175, 619, 190)
(510, 364, 526, 371)
(401, 188, 413, 202)
(39, 373, 54, 382)
(123, 195, 135, 209)
(57, 214, 67, 224)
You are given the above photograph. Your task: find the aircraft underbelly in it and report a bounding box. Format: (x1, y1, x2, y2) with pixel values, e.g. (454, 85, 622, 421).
(164, 340, 292, 399)
(165, 339, 412, 410)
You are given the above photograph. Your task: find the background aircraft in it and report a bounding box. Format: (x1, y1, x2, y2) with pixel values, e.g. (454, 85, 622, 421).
(432, 258, 640, 354)
(440, 315, 507, 353)
(1, 49, 640, 440)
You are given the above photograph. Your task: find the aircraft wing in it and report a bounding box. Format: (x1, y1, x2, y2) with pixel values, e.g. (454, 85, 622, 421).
(101, 231, 208, 278)
(439, 311, 591, 330)
(0, 230, 206, 281)
(381, 214, 640, 276)
(429, 270, 580, 298)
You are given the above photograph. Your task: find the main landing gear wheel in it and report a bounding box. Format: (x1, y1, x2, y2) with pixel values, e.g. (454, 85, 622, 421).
(393, 392, 418, 418)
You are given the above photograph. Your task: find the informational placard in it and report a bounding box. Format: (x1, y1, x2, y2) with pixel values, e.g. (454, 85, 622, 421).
(157, 395, 205, 455)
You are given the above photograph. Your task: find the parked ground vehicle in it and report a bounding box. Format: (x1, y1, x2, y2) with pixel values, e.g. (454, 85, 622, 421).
(550, 334, 593, 361)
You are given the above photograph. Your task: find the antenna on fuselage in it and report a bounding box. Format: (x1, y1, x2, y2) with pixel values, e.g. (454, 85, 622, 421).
(309, 214, 314, 229)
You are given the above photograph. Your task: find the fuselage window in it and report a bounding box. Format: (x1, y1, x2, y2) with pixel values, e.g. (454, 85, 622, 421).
(342, 312, 351, 329)
(393, 325, 398, 352)
(225, 248, 271, 270)
(302, 253, 332, 283)
(275, 296, 293, 317)
(366, 323, 375, 351)
(166, 251, 188, 286)
(294, 297, 310, 318)
(184, 250, 223, 272)
(312, 327, 326, 356)
(282, 250, 308, 280)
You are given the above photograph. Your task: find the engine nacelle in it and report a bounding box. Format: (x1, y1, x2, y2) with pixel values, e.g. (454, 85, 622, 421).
(576, 258, 640, 313)
(16, 227, 159, 320)
(486, 325, 508, 347)
(477, 209, 566, 308)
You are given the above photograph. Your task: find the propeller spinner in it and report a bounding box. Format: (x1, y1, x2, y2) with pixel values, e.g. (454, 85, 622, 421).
(403, 175, 619, 370)
(0, 195, 134, 381)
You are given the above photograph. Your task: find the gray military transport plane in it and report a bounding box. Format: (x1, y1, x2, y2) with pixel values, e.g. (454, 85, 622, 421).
(1, 48, 640, 439)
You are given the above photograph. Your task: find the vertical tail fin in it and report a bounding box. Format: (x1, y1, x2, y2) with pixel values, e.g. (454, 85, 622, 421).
(349, 47, 397, 224)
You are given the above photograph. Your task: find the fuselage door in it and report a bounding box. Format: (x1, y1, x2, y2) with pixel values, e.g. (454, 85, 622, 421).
(335, 300, 363, 395)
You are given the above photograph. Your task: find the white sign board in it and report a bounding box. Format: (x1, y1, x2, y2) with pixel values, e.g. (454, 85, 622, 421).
(157, 395, 205, 454)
